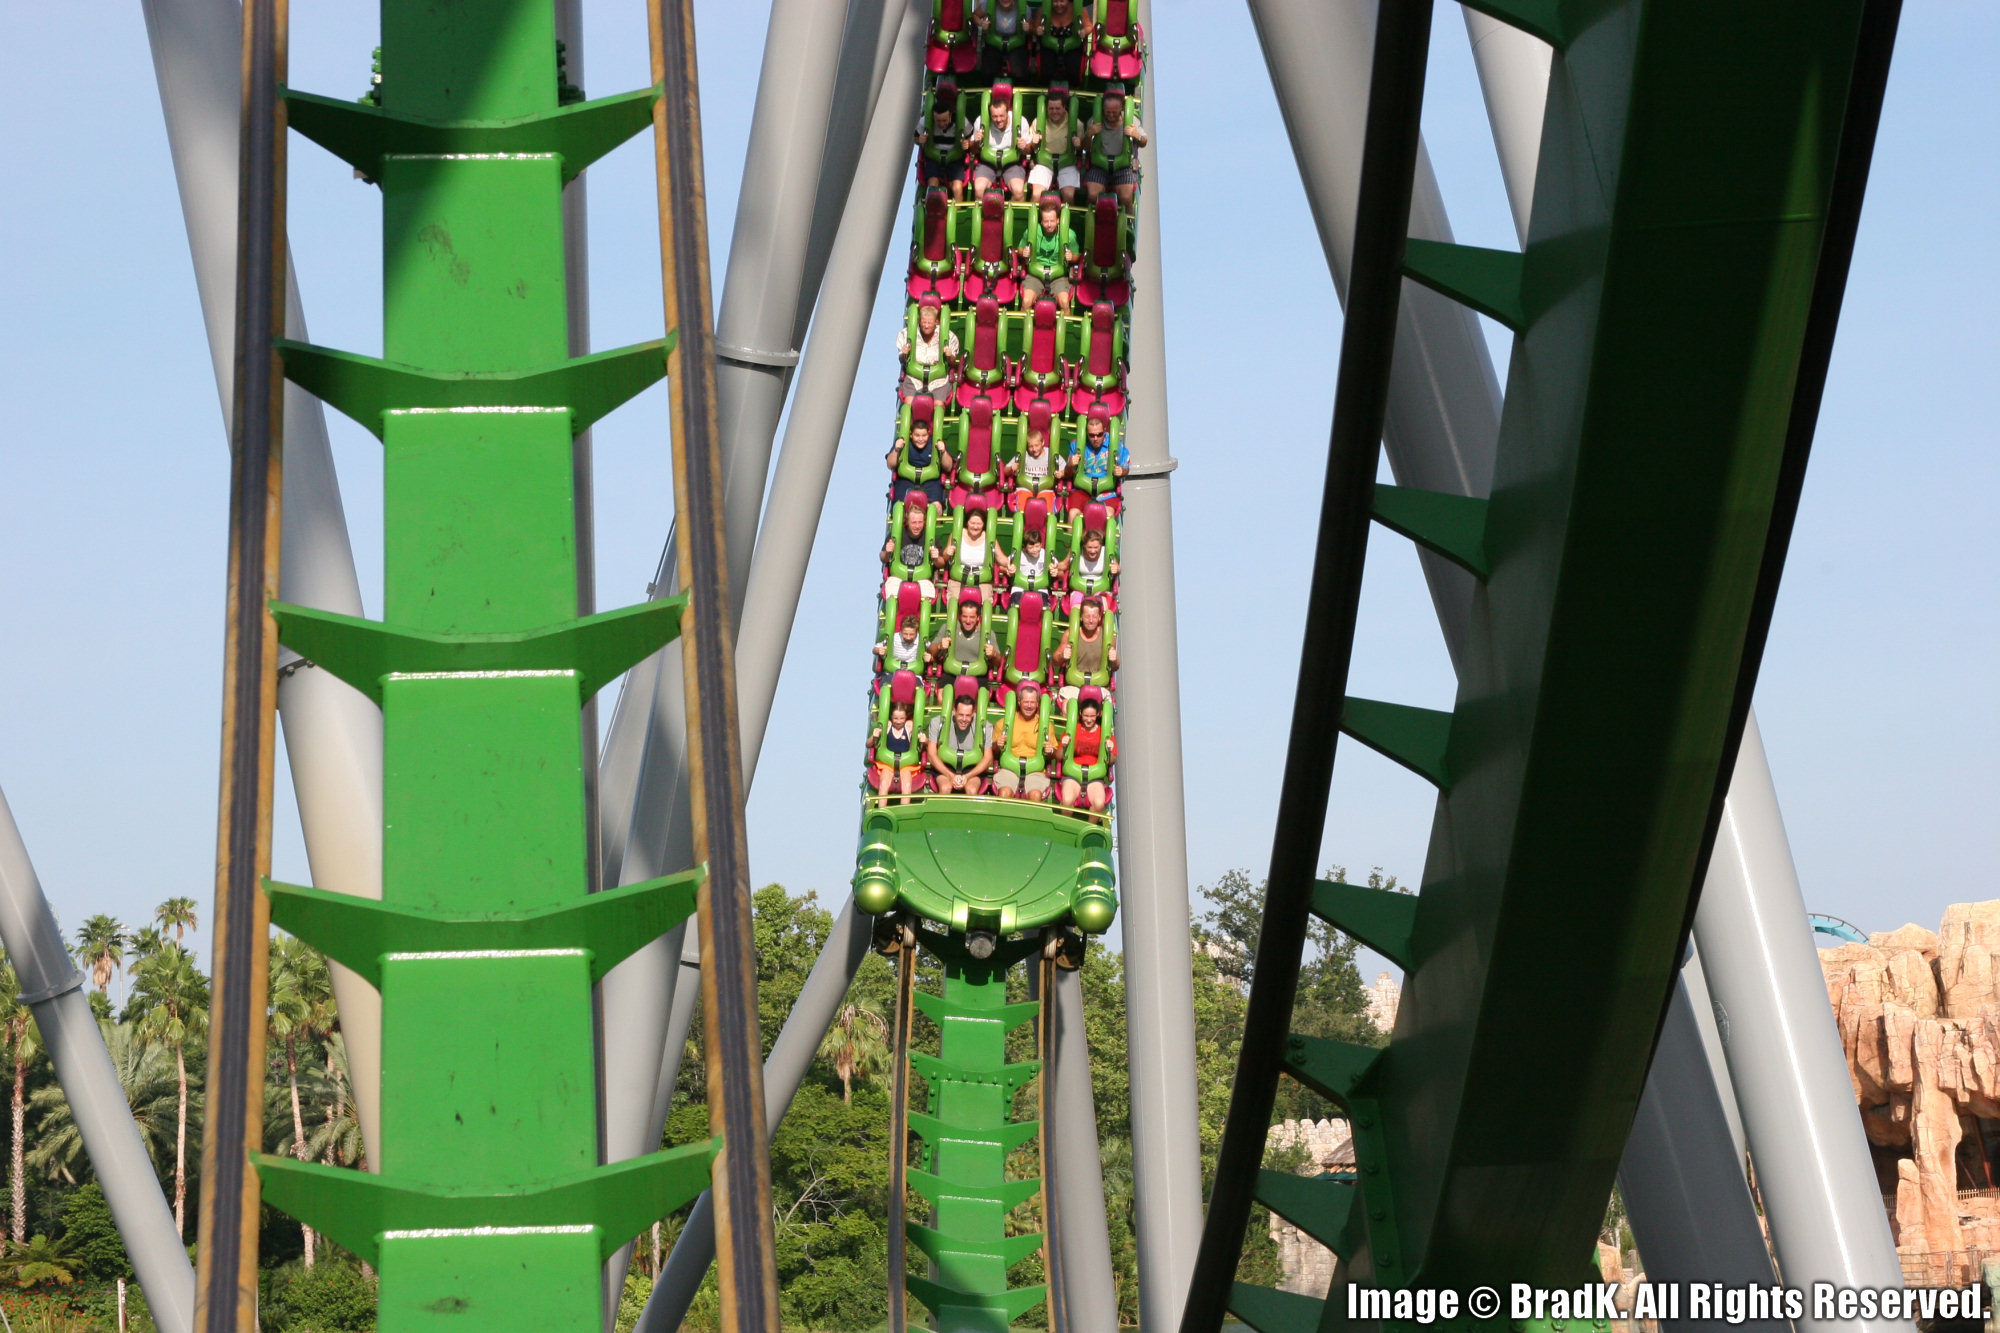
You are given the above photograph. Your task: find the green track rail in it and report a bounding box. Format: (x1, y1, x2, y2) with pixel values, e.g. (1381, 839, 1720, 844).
(857, 18, 1151, 1329)
(235, 5, 720, 1329)
(1187, 0, 1900, 1327)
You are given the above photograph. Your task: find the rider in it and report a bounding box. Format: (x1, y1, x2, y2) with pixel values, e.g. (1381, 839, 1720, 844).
(916, 81, 968, 199)
(1017, 192, 1079, 313)
(875, 614, 927, 678)
(868, 699, 922, 803)
(1058, 694, 1114, 812)
(1031, 0, 1092, 85)
(965, 84, 1035, 203)
(897, 295, 959, 402)
(1056, 595, 1117, 695)
(932, 596, 1002, 679)
(1083, 86, 1147, 211)
(974, 0, 1032, 84)
(1005, 423, 1063, 508)
(926, 694, 995, 796)
(888, 410, 953, 508)
(1071, 407, 1129, 502)
(1027, 87, 1081, 205)
(989, 681, 1058, 801)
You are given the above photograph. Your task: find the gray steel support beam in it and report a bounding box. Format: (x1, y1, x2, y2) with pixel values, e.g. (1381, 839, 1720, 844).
(1618, 965, 1782, 1330)
(594, 0, 886, 1186)
(1248, 0, 1500, 670)
(792, 0, 904, 350)
(1116, 5, 1205, 1327)
(1052, 964, 1120, 1328)
(1456, 23, 1877, 1308)
(1695, 714, 1906, 1330)
(738, 0, 928, 778)
(635, 904, 876, 1333)
(0, 788, 195, 1333)
(713, 0, 854, 620)
(140, 0, 384, 1166)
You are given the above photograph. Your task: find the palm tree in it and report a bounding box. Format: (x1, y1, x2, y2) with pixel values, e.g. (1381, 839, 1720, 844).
(129, 942, 207, 1237)
(817, 1001, 891, 1104)
(0, 957, 37, 1245)
(0, 1232, 79, 1288)
(154, 898, 198, 944)
(30, 1020, 179, 1183)
(307, 1033, 365, 1173)
(268, 934, 333, 1265)
(72, 915, 127, 996)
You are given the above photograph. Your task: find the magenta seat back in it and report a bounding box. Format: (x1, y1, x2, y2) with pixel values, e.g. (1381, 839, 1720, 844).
(1104, 0, 1130, 36)
(1029, 300, 1059, 374)
(940, 0, 964, 28)
(1027, 400, 1053, 438)
(1088, 303, 1115, 375)
(923, 190, 950, 262)
(1013, 593, 1045, 672)
(973, 296, 1001, 372)
(1083, 501, 1109, 536)
(979, 192, 1006, 264)
(1024, 497, 1049, 543)
(911, 393, 939, 434)
(1092, 197, 1119, 267)
(890, 669, 919, 707)
(965, 399, 995, 473)
(894, 579, 924, 628)
(953, 674, 979, 703)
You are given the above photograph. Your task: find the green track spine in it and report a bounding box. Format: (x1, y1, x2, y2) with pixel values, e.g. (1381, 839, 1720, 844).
(250, 5, 713, 1329)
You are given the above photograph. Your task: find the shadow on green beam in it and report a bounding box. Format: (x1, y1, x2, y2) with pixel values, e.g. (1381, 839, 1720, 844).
(905, 1224, 1044, 1272)
(284, 83, 660, 184)
(279, 335, 675, 440)
(1370, 484, 1490, 580)
(1253, 1169, 1358, 1253)
(1457, 0, 1569, 47)
(1228, 1281, 1326, 1333)
(1402, 238, 1528, 332)
(270, 595, 687, 706)
(1309, 879, 1418, 970)
(1339, 697, 1454, 789)
(906, 1275, 1048, 1328)
(905, 1112, 1041, 1155)
(265, 868, 702, 988)
(255, 1137, 719, 1269)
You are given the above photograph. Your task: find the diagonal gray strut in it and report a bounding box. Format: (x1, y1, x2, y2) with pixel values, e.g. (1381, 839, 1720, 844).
(140, 0, 386, 1169)
(0, 787, 196, 1333)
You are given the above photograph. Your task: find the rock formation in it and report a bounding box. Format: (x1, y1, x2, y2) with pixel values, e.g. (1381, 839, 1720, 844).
(1821, 901, 2000, 1279)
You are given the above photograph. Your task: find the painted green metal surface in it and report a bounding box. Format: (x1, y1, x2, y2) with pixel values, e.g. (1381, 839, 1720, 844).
(853, 796, 1117, 936)
(901, 933, 1046, 1333)
(1219, 0, 1881, 1315)
(257, 4, 706, 1328)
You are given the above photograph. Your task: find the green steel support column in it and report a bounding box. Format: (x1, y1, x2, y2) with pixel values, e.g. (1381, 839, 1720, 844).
(255, 5, 711, 1329)
(904, 935, 1046, 1333)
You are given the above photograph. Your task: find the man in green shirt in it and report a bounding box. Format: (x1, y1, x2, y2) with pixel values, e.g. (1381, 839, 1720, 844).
(1017, 194, 1079, 313)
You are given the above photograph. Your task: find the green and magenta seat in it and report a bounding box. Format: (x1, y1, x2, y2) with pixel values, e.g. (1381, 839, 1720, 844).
(878, 580, 938, 679)
(1068, 405, 1123, 508)
(926, 0, 978, 75)
(1076, 196, 1130, 308)
(1089, 0, 1144, 81)
(1003, 496, 1059, 599)
(869, 669, 930, 782)
(1004, 589, 1055, 688)
(963, 190, 1018, 307)
(1014, 298, 1068, 412)
(908, 187, 961, 303)
(949, 395, 1003, 510)
(884, 491, 941, 596)
(1069, 300, 1126, 416)
(937, 591, 997, 680)
(892, 392, 949, 501)
(1059, 686, 1115, 801)
(1065, 500, 1119, 607)
(1061, 601, 1115, 690)
(945, 498, 998, 591)
(956, 294, 1010, 409)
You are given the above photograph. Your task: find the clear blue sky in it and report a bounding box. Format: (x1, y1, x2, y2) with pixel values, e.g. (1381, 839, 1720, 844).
(0, 2, 1991, 991)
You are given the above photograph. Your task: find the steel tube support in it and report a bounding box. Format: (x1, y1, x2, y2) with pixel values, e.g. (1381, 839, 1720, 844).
(737, 0, 928, 775)
(1459, 8, 1549, 242)
(1695, 714, 1906, 1329)
(713, 0, 853, 620)
(140, 0, 384, 1168)
(1051, 965, 1120, 1328)
(1115, 6, 1205, 1327)
(1618, 966, 1782, 1329)
(596, 1, 909, 1184)
(635, 904, 876, 1333)
(0, 789, 195, 1333)
(1248, 0, 1500, 667)
(1182, 0, 1435, 1321)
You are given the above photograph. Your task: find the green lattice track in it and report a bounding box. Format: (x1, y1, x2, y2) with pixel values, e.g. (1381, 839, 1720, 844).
(238, 5, 717, 1330)
(1205, 0, 1894, 1327)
